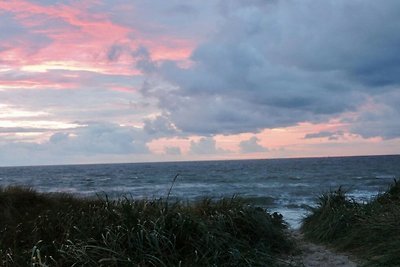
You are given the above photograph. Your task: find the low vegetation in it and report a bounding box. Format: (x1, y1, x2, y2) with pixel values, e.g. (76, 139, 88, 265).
(0, 186, 295, 267)
(302, 180, 400, 266)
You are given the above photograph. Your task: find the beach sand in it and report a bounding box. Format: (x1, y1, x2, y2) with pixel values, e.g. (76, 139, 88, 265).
(285, 231, 359, 267)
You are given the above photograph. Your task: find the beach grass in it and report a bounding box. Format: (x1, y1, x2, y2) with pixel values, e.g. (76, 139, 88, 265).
(0, 186, 295, 266)
(301, 180, 400, 266)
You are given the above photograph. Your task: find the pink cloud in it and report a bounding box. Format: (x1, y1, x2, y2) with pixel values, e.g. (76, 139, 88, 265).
(0, 76, 78, 90)
(144, 37, 194, 61)
(146, 119, 355, 159)
(109, 86, 138, 93)
(0, 0, 195, 77)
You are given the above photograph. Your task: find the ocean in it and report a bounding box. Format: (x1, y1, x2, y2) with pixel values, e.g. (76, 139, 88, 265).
(1, 155, 399, 228)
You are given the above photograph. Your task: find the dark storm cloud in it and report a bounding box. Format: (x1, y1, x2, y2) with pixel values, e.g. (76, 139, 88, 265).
(276, 1, 400, 88)
(142, 0, 400, 138)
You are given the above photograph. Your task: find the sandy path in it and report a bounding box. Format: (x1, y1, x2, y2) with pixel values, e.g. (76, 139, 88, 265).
(283, 231, 359, 267)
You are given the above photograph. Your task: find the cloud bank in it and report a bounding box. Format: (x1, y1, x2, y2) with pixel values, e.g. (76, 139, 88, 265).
(144, 0, 400, 139)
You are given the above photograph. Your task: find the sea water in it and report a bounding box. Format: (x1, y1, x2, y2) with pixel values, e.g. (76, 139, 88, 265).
(1, 155, 399, 228)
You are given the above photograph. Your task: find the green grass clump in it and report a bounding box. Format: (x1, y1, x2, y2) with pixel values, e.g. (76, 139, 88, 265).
(302, 180, 400, 266)
(0, 186, 295, 266)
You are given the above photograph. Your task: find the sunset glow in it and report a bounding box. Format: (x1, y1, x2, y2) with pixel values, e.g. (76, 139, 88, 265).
(1, 0, 399, 166)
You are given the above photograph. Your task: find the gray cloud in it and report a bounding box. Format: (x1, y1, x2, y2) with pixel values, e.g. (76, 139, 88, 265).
(189, 137, 229, 155)
(350, 91, 400, 140)
(2, 0, 400, 166)
(304, 131, 345, 141)
(107, 44, 128, 62)
(166, 4, 199, 16)
(30, 0, 69, 5)
(270, 1, 400, 87)
(132, 46, 157, 73)
(49, 132, 70, 144)
(140, 0, 400, 139)
(93, 1, 218, 40)
(0, 123, 151, 166)
(164, 146, 181, 155)
(50, 122, 150, 155)
(0, 70, 152, 124)
(143, 115, 177, 136)
(0, 13, 25, 40)
(0, 13, 52, 56)
(0, 127, 52, 133)
(239, 136, 267, 153)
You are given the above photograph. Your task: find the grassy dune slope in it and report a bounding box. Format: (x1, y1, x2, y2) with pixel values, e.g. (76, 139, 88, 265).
(0, 186, 295, 267)
(302, 180, 400, 266)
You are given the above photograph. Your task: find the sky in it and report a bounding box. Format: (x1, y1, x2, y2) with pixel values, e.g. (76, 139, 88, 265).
(0, 0, 399, 166)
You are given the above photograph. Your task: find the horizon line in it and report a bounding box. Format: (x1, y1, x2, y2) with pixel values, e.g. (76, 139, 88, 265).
(1, 153, 399, 169)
